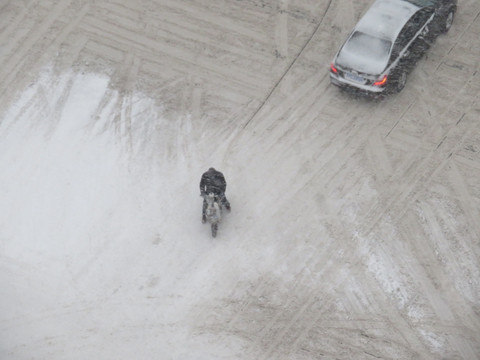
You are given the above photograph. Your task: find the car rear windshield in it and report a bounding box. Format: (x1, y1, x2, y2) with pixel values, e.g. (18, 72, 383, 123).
(336, 31, 392, 74)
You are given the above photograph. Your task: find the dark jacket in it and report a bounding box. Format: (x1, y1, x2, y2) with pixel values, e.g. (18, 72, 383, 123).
(200, 168, 226, 195)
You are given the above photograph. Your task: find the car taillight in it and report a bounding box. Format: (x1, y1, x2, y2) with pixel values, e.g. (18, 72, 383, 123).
(373, 75, 388, 86)
(330, 63, 338, 73)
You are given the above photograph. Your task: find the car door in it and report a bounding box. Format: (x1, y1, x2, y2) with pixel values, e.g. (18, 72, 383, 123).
(408, 8, 436, 59)
(386, 8, 434, 76)
(389, 25, 410, 68)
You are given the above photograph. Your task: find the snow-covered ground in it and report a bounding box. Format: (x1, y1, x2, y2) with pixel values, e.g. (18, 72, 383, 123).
(1, 1, 479, 359)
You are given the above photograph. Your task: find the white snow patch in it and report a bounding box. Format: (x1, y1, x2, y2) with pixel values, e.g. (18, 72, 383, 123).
(419, 329, 446, 354)
(0, 67, 239, 359)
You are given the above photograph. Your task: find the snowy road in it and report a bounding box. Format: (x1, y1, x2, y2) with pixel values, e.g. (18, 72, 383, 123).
(1, 0, 479, 359)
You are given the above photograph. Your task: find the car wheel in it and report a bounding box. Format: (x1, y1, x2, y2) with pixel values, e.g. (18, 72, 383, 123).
(442, 9, 455, 33)
(394, 71, 407, 93)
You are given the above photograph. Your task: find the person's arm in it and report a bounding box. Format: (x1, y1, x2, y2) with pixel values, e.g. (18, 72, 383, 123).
(200, 175, 205, 194)
(219, 174, 227, 192)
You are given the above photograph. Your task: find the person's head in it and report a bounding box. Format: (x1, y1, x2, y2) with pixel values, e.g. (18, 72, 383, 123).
(209, 167, 216, 172)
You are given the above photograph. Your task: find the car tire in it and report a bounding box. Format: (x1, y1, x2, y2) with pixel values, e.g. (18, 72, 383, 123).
(392, 71, 407, 93)
(441, 9, 455, 33)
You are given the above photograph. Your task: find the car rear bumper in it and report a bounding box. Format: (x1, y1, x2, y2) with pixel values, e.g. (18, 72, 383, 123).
(330, 73, 386, 93)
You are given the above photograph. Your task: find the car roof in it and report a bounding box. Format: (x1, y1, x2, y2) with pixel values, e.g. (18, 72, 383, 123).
(355, 0, 421, 41)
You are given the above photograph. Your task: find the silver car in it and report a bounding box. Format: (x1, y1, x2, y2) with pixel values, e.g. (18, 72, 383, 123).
(329, 0, 457, 95)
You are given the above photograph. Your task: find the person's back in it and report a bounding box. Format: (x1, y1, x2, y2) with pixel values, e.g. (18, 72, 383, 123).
(200, 168, 226, 195)
(200, 167, 230, 223)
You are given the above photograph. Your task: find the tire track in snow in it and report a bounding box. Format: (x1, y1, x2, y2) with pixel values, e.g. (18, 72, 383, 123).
(0, 1, 39, 62)
(0, 0, 74, 97)
(240, 0, 333, 131)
